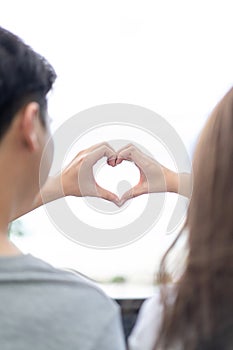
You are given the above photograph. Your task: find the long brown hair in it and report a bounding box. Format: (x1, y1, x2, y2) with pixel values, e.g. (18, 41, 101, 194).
(155, 87, 233, 350)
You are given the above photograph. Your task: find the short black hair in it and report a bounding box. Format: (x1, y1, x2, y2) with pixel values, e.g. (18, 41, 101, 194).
(0, 27, 56, 140)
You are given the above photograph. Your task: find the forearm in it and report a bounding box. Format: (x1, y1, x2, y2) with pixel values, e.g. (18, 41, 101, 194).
(34, 175, 64, 206)
(165, 169, 192, 198)
(12, 176, 65, 221)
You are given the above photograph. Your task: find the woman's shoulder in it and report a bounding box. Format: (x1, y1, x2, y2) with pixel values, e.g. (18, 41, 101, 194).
(128, 284, 176, 350)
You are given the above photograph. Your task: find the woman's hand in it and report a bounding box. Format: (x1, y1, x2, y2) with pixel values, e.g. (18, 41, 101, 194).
(115, 144, 179, 206)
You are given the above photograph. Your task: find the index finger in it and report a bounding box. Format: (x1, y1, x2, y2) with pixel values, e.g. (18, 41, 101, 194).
(116, 144, 144, 167)
(87, 144, 117, 166)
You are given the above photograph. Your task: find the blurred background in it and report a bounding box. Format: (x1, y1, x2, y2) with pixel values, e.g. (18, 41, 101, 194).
(2, 0, 233, 296)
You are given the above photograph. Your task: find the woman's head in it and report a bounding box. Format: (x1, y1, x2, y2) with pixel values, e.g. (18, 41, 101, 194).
(188, 87, 233, 281)
(156, 87, 233, 350)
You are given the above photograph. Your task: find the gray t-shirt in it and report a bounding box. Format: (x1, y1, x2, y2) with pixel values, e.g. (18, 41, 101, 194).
(0, 254, 126, 350)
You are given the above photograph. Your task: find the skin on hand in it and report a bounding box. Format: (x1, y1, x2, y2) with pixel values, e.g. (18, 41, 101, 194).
(114, 144, 179, 206)
(61, 142, 121, 206)
(30, 143, 188, 219)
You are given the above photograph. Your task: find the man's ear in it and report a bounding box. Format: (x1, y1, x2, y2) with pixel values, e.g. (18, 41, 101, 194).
(20, 102, 41, 152)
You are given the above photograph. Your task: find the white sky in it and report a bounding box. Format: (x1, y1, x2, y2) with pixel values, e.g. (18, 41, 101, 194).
(2, 1, 233, 285)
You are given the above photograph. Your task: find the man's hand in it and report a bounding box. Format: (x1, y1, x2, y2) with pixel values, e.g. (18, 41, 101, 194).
(61, 142, 120, 205)
(11, 142, 120, 221)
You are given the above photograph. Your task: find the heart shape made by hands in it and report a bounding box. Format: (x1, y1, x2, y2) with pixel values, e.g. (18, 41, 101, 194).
(94, 159, 140, 199)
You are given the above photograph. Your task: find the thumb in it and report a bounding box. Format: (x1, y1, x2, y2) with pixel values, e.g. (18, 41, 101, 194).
(96, 184, 121, 206)
(119, 185, 145, 206)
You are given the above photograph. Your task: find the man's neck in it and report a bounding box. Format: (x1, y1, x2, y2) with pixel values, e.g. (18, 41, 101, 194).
(0, 232, 22, 256)
(0, 149, 23, 257)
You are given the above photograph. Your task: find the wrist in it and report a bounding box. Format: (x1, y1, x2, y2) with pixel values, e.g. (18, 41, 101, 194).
(164, 168, 179, 193)
(61, 170, 82, 197)
(177, 172, 192, 198)
(40, 175, 65, 203)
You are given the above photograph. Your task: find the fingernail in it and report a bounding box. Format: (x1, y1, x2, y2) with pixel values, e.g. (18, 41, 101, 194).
(108, 157, 117, 167)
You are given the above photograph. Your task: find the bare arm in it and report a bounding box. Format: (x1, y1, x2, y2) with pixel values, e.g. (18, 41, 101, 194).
(11, 142, 192, 220)
(115, 144, 192, 206)
(11, 142, 120, 221)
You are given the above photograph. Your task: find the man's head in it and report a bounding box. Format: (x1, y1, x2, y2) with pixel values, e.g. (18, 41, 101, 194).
(0, 27, 56, 213)
(0, 27, 56, 139)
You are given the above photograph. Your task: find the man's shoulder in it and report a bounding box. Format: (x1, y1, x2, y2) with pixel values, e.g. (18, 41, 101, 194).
(0, 254, 118, 313)
(0, 255, 125, 349)
(25, 254, 119, 313)
(28, 254, 107, 284)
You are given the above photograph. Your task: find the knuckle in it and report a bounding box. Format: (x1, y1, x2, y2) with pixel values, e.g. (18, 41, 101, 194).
(129, 145, 135, 153)
(81, 155, 90, 166)
(101, 141, 109, 147)
(125, 143, 134, 149)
